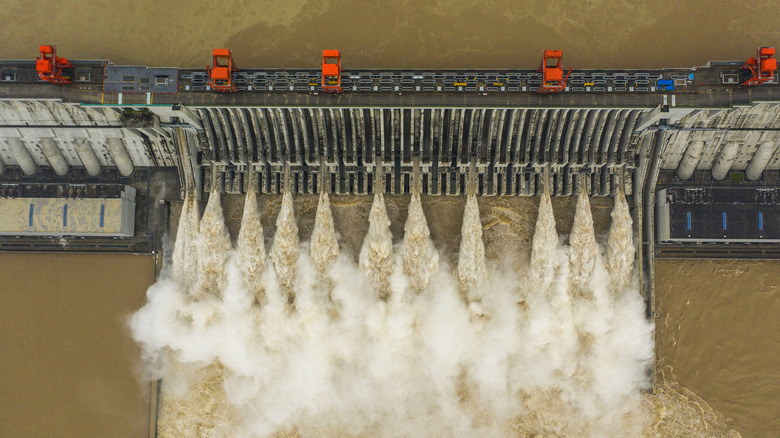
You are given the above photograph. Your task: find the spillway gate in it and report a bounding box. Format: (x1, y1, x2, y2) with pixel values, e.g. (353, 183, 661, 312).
(193, 106, 644, 197)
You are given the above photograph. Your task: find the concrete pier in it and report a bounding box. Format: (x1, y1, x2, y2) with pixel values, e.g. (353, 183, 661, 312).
(712, 142, 740, 181)
(8, 137, 37, 176)
(746, 141, 777, 180)
(74, 138, 102, 177)
(106, 138, 135, 177)
(41, 137, 69, 176)
(678, 141, 705, 180)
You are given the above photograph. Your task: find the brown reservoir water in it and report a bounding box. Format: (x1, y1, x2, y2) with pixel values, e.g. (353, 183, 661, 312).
(0, 253, 156, 438)
(655, 259, 780, 438)
(1, 0, 778, 69)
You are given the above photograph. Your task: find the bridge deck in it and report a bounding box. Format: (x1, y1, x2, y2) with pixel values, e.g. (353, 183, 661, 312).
(0, 59, 778, 108)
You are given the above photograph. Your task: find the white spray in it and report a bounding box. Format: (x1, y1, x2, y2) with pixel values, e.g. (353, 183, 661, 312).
(171, 192, 200, 287)
(402, 190, 439, 291)
(237, 189, 266, 302)
(311, 190, 339, 274)
(196, 191, 231, 297)
(606, 190, 635, 292)
(131, 189, 665, 438)
(569, 188, 598, 291)
(528, 190, 558, 292)
(270, 192, 299, 300)
(457, 193, 486, 310)
(359, 193, 394, 298)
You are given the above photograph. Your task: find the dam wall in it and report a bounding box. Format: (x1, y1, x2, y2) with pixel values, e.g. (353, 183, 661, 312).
(0, 99, 778, 199)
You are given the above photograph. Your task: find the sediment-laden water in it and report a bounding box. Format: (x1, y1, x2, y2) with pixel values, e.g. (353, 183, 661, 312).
(358, 193, 395, 299)
(238, 187, 267, 303)
(457, 193, 487, 313)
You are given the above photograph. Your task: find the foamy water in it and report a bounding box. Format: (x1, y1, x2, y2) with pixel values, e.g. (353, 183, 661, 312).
(195, 190, 231, 298)
(458, 193, 486, 313)
(569, 189, 597, 291)
(402, 190, 439, 292)
(171, 193, 200, 286)
(270, 192, 299, 300)
(310, 191, 339, 274)
(606, 190, 635, 292)
(358, 193, 394, 299)
(131, 190, 740, 437)
(238, 188, 266, 302)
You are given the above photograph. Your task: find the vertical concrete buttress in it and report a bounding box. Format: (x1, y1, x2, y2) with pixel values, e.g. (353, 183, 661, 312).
(74, 138, 102, 176)
(745, 141, 776, 180)
(711, 142, 739, 180)
(677, 140, 704, 180)
(106, 138, 135, 176)
(41, 138, 70, 176)
(8, 138, 37, 176)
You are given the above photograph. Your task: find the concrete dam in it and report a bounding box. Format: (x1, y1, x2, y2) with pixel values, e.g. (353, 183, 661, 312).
(0, 48, 779, 283)
(1, 101, 651, 196)
(1, 100, 779, 196)
(0, 54, 777, 292)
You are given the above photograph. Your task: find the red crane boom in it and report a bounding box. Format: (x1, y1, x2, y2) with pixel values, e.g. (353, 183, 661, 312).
(537, 50, 572, 94)
(741, 47, 777, 86)
(36, 45, 73, 84)
(322, 50, 343, 93)
(208, 49, 238, 92)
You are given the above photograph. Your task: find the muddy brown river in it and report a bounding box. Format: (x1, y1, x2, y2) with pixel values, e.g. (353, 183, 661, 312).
(1, 0, 778, 69)
(655, 259, 780, 437)
(0, 253, 156, 438)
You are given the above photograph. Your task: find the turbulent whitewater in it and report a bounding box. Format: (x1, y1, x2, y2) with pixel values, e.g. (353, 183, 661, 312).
(402, 190, 439, 291)
(528, 191, 557, 292)
(569, 189, 597, 291)
(606, 190, 635, 292)
(310, 191, 339, 274)
(270, 192, 299, 299)
(130, 191, 736, 437)
(457, 193, 486, 307)
(171, 193, 200, 286)
(238, 188, 266, 301)
(195, 190, 231, 297)
(358, 193, 395, 298)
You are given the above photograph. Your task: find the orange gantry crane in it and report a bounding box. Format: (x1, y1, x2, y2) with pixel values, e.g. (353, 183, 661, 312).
(36, 45, 73, 84)
(741, 47, 777, 86)
(537, 50, 572, 94)
(207, 49, 238, 92)
(321, 50, 343, 93)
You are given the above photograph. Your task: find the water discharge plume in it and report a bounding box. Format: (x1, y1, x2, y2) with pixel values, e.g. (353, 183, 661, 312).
(310, 191, 339, 274)
(270, 192, 300, 300)
(171, 192, 192, 280)
(237, 189, 266, 301)
(457, 193, 486, 304)
(402, 191, 439, 291)
(131, 187, 741, 438)
(606, 190, 635, 292)
(196, 191, 231, 297)
(359, 193, 394, 298)
(528, 191, 558, 291)
(171, 192, 200, 285)
(170, 193, 190, 279)
(569, 189, 598, 290)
